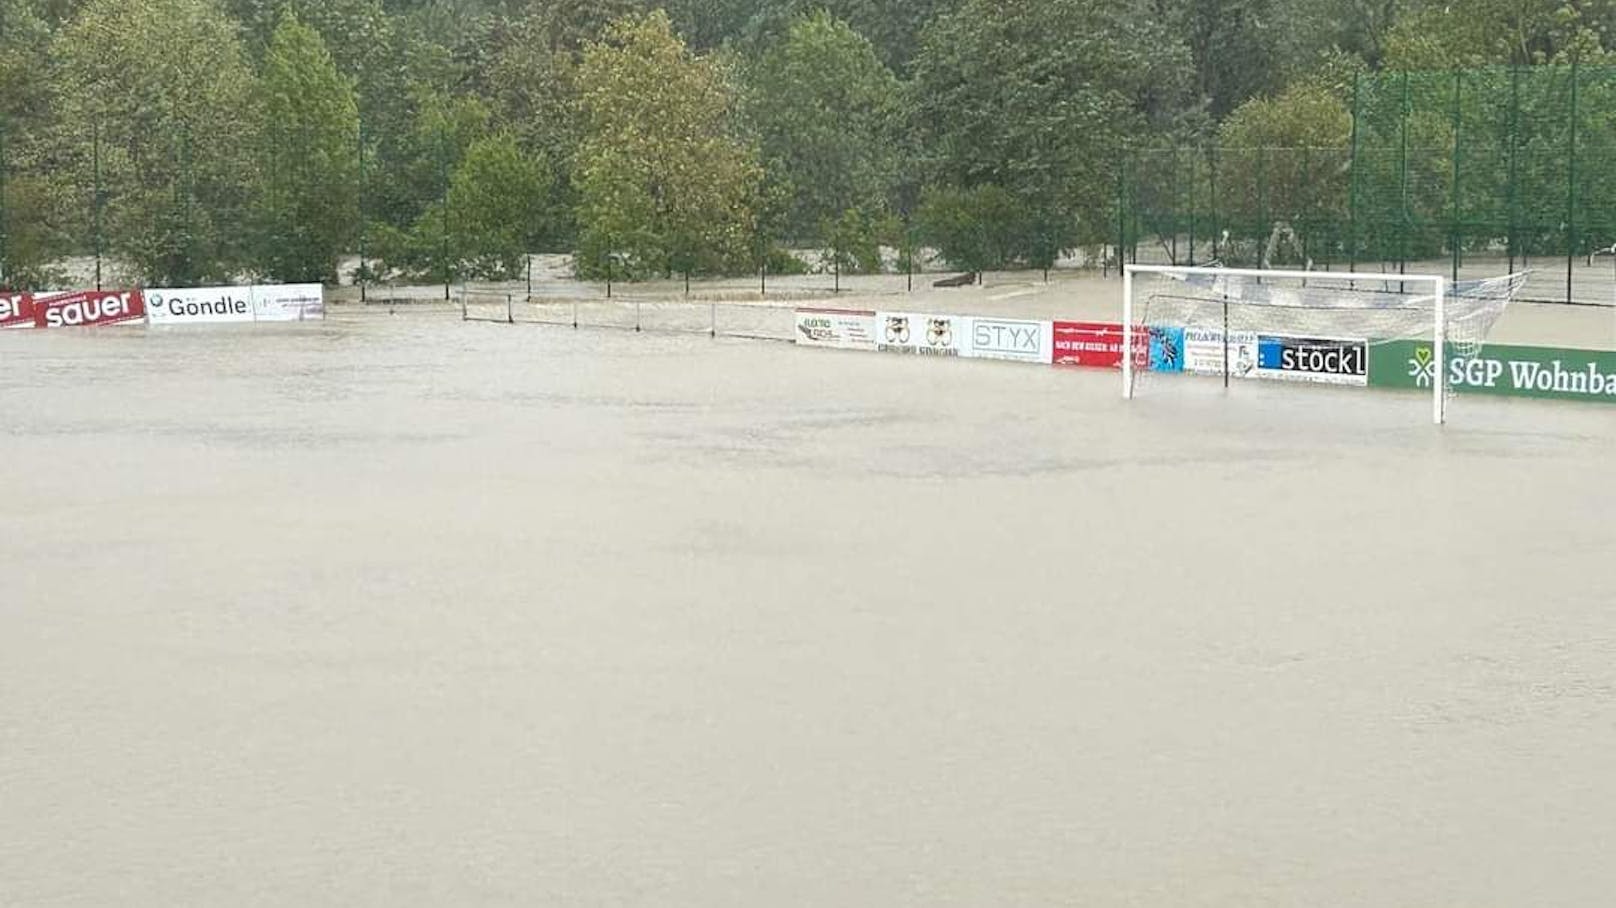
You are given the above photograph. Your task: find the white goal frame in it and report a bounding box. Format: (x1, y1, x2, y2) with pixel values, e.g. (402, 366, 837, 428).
(1123, 264, 1449, 425)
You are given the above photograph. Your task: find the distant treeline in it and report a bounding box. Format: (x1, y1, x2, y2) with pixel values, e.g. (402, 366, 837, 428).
(1, 0, 1614, 288)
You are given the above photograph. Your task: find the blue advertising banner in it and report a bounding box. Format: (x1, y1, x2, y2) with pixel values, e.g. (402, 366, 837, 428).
(1148, 325, 1185, 373)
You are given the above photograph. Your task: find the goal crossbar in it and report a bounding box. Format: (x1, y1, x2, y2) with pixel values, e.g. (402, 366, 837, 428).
(1122, 264, 1448, 425)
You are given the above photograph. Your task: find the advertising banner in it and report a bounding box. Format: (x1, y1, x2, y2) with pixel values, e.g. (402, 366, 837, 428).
(1255, 334, 1368, 386)
(0, 292, 33, 329)
(1183, 325, 1260, 378)
(876, 312, 966, 357)
(146, 286, 255, 325)
(966, 317, 1054, 364)
(1051, 321, 1148, 369)
(1369, 340, 1616, 404)
(794, 308, 878, 350)
(251, 283, 324, 322)
(33, 290, 145, 328)
(1148, 325, 1185, 373)
(876, 312, 918, 353)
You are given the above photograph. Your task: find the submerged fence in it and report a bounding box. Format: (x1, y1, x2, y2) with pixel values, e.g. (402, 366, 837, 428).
(1120, 64, 1616, 305)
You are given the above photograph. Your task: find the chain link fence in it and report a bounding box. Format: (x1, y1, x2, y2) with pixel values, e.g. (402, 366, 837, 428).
(1120, 64, 1616, 306)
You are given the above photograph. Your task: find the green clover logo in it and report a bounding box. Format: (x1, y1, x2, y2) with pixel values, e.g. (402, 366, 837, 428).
(1407, 346, 1436, 388)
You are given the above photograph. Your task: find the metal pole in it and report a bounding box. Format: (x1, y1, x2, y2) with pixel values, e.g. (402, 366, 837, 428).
(358, 114, 367, 302)
(906, 215, 914, 290)
(526, 254, 532, 299)
(1399, 71, 1410, 278)
(506, 293, 513, 324)
(1113, 159, 1125, 277)
(1209, 146, 1220, 262)
(93, 120, 103, 290)
(1188, 147, 1197, 265)
(1170, 146, 1179, 264)
(1567, 59, 1579, 304)
(710, 301, 716, 338)
(1257, 146, 1268, 265)
(605, 242, 612, 299)
(181, 123, 193, 284)
(1223, 298, 1230, 390)
(1122, 268, 1134, 399)
(0, 114, 7, 286)
(1508, 66, 1521, 274)
(635, 300, 641, 332)
(441, 129, 450, 302)
(1451, 69, 1463, 283)
(1434, 276, 1446, 425)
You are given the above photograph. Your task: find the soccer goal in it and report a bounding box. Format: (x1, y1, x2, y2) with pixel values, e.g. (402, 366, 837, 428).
(1122, 264, 1527, 424)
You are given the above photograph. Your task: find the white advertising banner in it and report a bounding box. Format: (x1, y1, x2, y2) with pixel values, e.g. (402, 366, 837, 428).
(146, 286, 256, 325)
(966, 317, 1054, 364)
(877, 311, 965, 357)
(251, 283, 324, 322)
(794, 308, 878, 350)
(1183, 325, 1259, 379)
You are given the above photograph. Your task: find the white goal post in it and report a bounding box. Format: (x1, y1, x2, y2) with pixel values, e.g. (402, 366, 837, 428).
(1123, 264, 1450, 424)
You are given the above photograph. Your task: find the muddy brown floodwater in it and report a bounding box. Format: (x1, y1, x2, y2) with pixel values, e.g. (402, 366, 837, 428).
(3, 311, 1615, 907)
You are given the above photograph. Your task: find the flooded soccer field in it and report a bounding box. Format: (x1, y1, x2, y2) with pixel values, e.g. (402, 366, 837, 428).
(3, 310, 1615, 907)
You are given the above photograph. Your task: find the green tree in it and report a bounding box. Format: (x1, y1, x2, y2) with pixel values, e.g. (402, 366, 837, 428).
(910, 0, 1192, 265)
(1176, 0, 1281, 118)
(1, 0, 59, 285)
(257, 11, 360, 283)
(1214, 83, 1354, 264)
(918, 183, 1030, 273)
(439, 131, 553, 278)
(745, 10, 900, 249)
(573, 10, 760, 278)
(486, 10, 595, 249)
(49, 0, 259, 284)
(1384, 0, 1616, 67)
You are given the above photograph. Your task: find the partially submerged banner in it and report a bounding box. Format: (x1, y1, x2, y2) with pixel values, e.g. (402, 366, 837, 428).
(35, 290, 146, 328)
(146, 286, 255, 325)
(1369, 340, 1616, 404)
(1, 291, 33, 329)
(2, 283, 323, 329)
(251, 283, 324, 322)
(795, 309, 1055, 363)
(794, 308, 878, 351)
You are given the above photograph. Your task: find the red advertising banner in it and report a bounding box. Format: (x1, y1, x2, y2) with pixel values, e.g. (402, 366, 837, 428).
(1052, 321, 1148, 368)
(34, 290, 146, 329)
(0, 291, 33, 329)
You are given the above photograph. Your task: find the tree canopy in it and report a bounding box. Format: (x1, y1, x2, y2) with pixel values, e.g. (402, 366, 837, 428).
(4, 0, 1616, 286)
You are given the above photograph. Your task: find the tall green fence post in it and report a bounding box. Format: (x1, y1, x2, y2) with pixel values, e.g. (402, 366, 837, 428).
(1113, 159, 1125, 276)
(1348, 73, 1360, 273)
(0, 114, 7, 287)
(1188, 148, 1197, 265)
(1507, 66, 1521, 274)
(358, 114, 367, 301)
(440, 127, 451, 301)
(1209, 145, 1220, 261)
(93, 120, 103, 290)
(1567, 59, 1579, 303)
(1170, 146, 1179, 264)
(1398, 71, 1411, 277)
(1257, 146, 1268, 264)
(1450, 69, 1463, 283)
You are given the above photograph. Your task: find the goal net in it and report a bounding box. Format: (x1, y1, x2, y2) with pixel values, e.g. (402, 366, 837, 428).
(1122, 265, 1529, 424)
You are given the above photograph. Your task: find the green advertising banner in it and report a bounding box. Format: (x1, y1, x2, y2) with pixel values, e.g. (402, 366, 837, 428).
(1369, 341, 1616, 404)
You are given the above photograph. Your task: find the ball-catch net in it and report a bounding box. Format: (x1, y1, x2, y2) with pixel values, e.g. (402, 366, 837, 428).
(1123, 265, 1529, 423)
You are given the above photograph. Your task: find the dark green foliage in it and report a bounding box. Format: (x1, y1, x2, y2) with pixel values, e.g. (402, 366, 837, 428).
(6, 0, 1616, 289)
